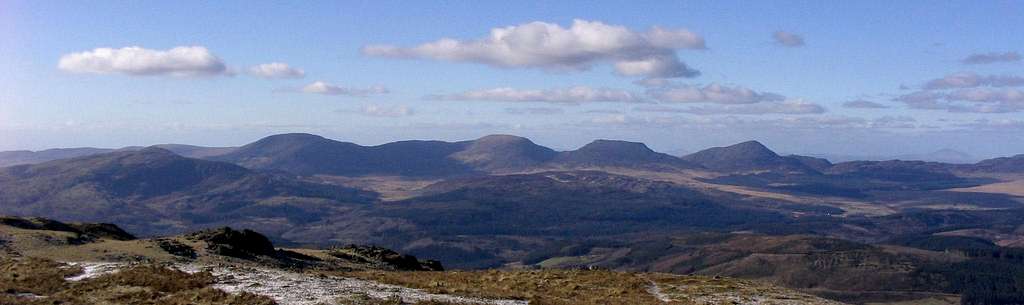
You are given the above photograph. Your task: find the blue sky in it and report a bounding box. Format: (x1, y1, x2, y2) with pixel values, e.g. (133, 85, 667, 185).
(2, 1, 1023, 158)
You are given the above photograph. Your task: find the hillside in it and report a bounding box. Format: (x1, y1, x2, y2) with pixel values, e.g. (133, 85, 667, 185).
(682, 141, 818, 174)
(212, 133, 480, 177)
(0, 145, 236, 168)
(970, 154, 1024, 173)
(0, 148, 374, 236)
(0, 217, 845, 305)
(450, 134, 558, 172)
(0, 147, 114, 167)
(525, 232, 1024, 305)
(552, 139, 700, 170)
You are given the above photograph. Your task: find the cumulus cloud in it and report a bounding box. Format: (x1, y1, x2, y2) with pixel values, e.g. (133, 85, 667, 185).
(843, 99, 889, 109)
(363, 19, 704, 78)
(302, 81, 389, 96)
(248, 62, 305, 79)
(428, 86, 646, 104)
(504, 107, 565, 115)
(923, 72, 1024, 89)
(58, 46, 227, 76)
(577, 115, 914, 130)
(772, 31, 805, 47)
(636, 99, 825, 115)
(647, 83, 785, 104)
(961, 52, 1021, 64)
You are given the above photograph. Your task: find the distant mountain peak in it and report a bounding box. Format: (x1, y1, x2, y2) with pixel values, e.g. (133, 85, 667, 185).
(452, 135, 557, 171)
(552, 139, 697, 169)
(725, 140, 779, 158)
(683, 140, 817, 173)
(474, 134, 532, 143)
(577, 139, 655, 155)
(252, 133, 330, 145)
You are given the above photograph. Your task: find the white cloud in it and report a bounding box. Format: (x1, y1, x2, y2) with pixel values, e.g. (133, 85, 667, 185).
(360, 104, 413, 117)
(962, 52, 1021, 64)
(897, 88, 1024, 113)
(923, 72, 1024, 90)
(898, 72, 1024, 113)
(505, 107, 565, 115)
(957, 118, 1024, 130)
(842, 99, 889, 109)
(647, 83, 785, 104)
(302, 81, 389, 96)
(363, 19, 703, 78)
(428, 86, 646, 104)
(636, 99, 825, 115)
(58, 46, 227, 76)
(576, 115, 914, 130)
(249, 62, 305, 79)
(772, 31, 805, 47)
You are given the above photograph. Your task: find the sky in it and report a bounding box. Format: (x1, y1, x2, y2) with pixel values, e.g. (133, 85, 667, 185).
(2, 1, 1023, 158)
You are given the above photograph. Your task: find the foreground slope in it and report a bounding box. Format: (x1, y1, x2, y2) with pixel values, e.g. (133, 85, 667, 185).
(0, 217, 844, 305)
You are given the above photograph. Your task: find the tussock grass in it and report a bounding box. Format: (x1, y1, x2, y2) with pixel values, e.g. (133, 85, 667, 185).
(0, 258, 275, 305)
(0, 257, 81, 295)
(347, 269, 677, 305)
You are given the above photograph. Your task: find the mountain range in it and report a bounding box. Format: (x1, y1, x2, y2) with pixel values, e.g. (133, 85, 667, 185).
(2, 133, 1024, 304)
(4, 134, 1018, 176)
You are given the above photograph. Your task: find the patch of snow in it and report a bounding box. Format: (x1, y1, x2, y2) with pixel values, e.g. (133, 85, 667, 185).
(64, 262, 123, 281)
(59, 262, 527, 305)
(176, 264, 528, 305)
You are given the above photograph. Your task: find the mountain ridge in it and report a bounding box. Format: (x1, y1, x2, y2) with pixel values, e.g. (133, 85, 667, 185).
(3, 134, 1023, 176)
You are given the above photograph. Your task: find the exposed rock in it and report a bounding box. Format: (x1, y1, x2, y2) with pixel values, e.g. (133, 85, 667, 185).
(0, 216, 80, 233)
(68, 223, 136, 241)
(187, 227, 276, 259)
(0, 216, 135, 241)
(155, 238, 197, 259)
(329, 245, 443, 271)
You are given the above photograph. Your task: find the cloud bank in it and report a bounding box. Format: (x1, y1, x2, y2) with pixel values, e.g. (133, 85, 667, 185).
(647, 83, 785, 104)
(636, 99, 825, 115)
(58, 46, 227, 76)
(363, 19, 704, 78)
(923, 72, 1024, 90)
(428, 86, 646, 104)
(899, 72, 1024, 113)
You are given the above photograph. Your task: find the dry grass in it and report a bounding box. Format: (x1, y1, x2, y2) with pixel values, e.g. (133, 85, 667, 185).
(345, 269, 847, 305)
(0, 257, 81, 295)
(347, 269, 675, 305)
(337, 293, 465, 305)
(950, 179, 1024, 197)
(0, 258, 275, 305)
(647, 274, 846, 305)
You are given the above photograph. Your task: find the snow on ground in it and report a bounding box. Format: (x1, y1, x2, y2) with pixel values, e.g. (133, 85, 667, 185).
(65, 262, 528, 305)
(64, 262, 123, 281)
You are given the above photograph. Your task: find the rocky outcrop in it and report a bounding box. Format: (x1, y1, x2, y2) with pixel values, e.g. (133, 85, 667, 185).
(187, 227, 276, 259)
(329, 245, 443, 271)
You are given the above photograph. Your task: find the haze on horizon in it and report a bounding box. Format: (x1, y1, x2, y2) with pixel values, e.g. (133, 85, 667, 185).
(2, 1, 1023, 158)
